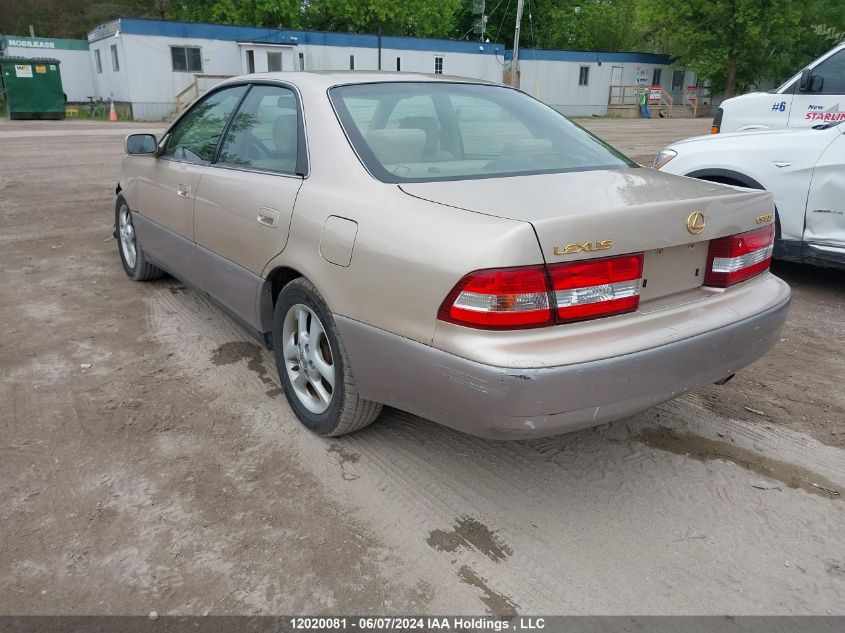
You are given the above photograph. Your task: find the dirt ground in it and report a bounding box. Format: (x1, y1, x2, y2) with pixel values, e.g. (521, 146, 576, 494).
(1, 117, 843, 616)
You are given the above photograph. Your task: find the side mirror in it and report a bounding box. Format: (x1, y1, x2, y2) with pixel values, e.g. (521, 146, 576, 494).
(798, 67, 820, 93)
(126, 133, 158, 155)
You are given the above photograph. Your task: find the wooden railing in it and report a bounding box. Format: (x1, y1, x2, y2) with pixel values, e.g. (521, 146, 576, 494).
(608, 84, 674, 117)
(683, 86, 711, 117)
(607, 84, 642, 106)
(175, 74, 234, 112)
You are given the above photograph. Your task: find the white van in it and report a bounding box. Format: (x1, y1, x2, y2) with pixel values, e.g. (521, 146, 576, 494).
(713, 42, 845, 133)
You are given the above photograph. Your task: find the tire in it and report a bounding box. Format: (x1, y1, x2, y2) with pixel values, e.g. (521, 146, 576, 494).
(273, 278, 382, 436)
(115, 196, 164, 281)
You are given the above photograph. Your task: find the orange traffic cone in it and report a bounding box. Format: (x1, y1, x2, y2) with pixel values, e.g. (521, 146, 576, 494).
(109, 100, 118, 122)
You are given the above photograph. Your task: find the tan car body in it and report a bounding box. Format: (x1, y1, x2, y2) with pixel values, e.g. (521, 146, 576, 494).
(119, 72, 790, 439)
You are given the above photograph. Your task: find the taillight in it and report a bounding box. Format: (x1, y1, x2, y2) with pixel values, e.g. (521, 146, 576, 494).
(438, 254, 644, 330)
(704, 224, 775, 287)
(548, 254, 644, 323)
(437, 265, 553, 329)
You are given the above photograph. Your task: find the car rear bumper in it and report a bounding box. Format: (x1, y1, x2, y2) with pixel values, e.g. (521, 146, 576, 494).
(335, 282, 790, 440)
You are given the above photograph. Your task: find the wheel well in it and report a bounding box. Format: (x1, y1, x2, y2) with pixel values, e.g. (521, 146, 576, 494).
(686, 169, 764, 191)
(267, 266, 303, 306)
(696, 175, 749, 188)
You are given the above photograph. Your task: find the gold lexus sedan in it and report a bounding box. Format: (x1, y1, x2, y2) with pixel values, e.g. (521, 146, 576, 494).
(116, 72, 790, 439)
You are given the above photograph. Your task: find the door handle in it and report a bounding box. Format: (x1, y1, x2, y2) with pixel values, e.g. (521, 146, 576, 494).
(177, 183, 192, 198)
(257, 206, 281, 228)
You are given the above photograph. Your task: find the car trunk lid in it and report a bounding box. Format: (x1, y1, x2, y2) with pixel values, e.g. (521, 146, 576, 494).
(399, 167, 774, 302)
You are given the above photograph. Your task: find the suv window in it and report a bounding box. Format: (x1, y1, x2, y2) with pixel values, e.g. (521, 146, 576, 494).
(811, 49, 845, 95)
(163, 85, 247, 163)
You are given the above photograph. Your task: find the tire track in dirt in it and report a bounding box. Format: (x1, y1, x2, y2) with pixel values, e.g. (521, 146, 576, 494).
(144, 281, 845, 614)
(144, 283, 477, 613)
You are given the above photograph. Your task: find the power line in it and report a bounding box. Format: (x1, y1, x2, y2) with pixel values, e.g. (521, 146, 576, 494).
(493, 0, 513, 45)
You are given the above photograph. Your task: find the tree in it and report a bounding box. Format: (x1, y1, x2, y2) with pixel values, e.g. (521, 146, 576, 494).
(302, 0, 463, 38)
(534, 0, 642, 52)
(639, 0, 839, 98)
(166, 0, 303, 29)
(1, 0, 165, 39)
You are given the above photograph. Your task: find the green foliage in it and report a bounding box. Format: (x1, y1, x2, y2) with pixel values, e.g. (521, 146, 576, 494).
(301, 0, 464, 38)
(639, 0, 844, 97)
(166, 0, 303, 29)
(534, 0, 641, 52)
(0, 0, 166, 40)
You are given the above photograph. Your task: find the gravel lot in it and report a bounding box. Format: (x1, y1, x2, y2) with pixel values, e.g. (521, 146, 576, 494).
(1, 117, 843, 616)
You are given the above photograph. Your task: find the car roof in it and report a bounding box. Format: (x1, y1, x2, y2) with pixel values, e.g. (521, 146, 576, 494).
(221, 71, 501, 90)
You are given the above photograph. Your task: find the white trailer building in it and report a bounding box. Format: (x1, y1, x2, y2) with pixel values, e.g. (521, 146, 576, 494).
(84, 17, 697, 121)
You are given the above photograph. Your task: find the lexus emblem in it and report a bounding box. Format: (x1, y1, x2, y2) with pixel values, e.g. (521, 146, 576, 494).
(686, 211, 706, 234)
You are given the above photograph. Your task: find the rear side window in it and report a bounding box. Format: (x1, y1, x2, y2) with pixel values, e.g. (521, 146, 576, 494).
(217, 84, 301, 174)
(163, 85, 247, 163)
(331, 82, 634, 183)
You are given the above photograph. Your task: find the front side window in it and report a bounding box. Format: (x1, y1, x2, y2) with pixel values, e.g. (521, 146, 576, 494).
(217, 84, 300, 174)
(809, 49, 845, 95)
(163, 85, 247, 163)
(578, 66, 589, 86)
(95, 49, 102, 74)
(172, 46, 202, 72)
(110, 44, 119, 72)
(331, 82, 634, 183)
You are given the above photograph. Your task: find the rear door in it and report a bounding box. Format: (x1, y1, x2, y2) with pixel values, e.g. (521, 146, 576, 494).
(804, 130, 845, 253)
(193, 83, 304, 330)
(130, 84, 247, 286)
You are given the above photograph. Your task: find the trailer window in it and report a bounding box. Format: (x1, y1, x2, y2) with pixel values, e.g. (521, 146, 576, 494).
(172, 47, 202, 73)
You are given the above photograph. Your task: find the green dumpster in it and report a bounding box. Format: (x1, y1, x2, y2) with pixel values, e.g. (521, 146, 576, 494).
(0, 57, 65, 120)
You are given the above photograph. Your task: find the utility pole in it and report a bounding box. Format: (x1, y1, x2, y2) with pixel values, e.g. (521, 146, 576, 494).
(510, 0, 524, 88)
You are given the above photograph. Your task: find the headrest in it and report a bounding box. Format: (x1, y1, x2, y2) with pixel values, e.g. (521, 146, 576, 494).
(399, 116, 440, 154)
(365, 128, 426, 165)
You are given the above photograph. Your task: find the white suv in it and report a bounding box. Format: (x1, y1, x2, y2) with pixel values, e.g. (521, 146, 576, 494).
(714, 43, 845, 134)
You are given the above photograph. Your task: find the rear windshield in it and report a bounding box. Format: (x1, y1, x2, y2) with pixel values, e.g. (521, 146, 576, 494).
(329, 82, 635, 183)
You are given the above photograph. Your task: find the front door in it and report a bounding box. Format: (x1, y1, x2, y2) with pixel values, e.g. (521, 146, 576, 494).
(804, 131, 845, 254)
(193, 83, 304, 330)
(611, 65, 623, 86)
(788, 48, 845, 129)
(609, 66, 623, 106)
(130, 84, 247, 286)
